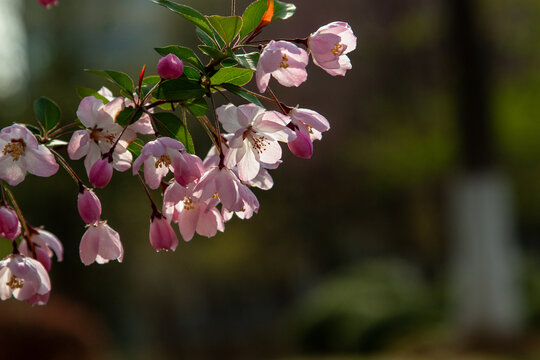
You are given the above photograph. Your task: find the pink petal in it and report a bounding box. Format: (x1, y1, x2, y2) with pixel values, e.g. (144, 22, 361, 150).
(23, 145, 59, 178)
(68, 130, 90, 160)
(80, 226, 99, 265)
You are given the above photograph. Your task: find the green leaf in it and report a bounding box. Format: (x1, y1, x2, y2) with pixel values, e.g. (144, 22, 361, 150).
(207, 15, 243, 45)
(151, 0, 215, 38)
(240, 0, 296, 39)
(142, 76, 161, 86)
(155, 46, 205, 72)
(33, 97, 61, 132)
(210, 67, 253, 86)
(140, 76, 162, 98)
(155, 78, 205, 101)
(85, 69, 134, 96)
(76, 86, 110, 104)
(116, 107, 143, 127)
(184, 98, 208, 117)
(153, 112, 195, 154)
(197, 28, 218, 48)
(198, 45, 227, 61)
(183, 67, 201, 81)
(222, 57, 238, 67)
(127, 138, 145, 158)
(220, 83, 264, 107)
(234, 52, 260, 71)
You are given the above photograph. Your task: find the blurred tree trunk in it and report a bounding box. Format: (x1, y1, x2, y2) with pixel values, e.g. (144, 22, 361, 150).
(448, 0, 522, 345)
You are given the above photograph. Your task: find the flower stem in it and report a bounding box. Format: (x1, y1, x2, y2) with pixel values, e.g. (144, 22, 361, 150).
(50, 148, 84, 187)
(137, 174, 160, 216)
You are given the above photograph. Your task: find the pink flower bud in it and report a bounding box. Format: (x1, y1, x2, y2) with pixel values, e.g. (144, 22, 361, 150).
(78, 188, 102, 224)
(89, 159, 113, 188)
(0, 206, 21, 240)
(149, 217, 178, 252)
(38, 0, 59, 8)
(288, 128, 313, 159)
(157, 54, 184, 79)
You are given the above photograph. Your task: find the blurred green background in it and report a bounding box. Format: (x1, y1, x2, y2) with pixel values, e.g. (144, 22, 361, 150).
(1, 0, 540, 359)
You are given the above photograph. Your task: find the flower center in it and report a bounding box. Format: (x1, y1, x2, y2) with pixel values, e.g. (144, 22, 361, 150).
(90, 127, 118, 145)
(331, 43, 344, 56)
(102, 131, 118, 145)
(183, 196, 195, 211)
(3, 140, 25, 161)
(155, 154, 172, 169)
(6, 274, 24, 289)
(251, 135, 270, 154)
(279, 54, 289, 69)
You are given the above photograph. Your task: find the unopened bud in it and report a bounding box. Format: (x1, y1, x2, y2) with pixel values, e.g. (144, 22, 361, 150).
(288, 129, 313, 159)
(149, 216, 178, 252)
(89, 159, 113, 188)
(78, 188, 102, 224)
(0, 206, 21, 241)
(157, 54, 184, 79)
(38, 0, 59, 8)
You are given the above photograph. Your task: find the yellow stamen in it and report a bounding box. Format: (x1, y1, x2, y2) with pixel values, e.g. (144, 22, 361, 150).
(155, 154, 172, 169)
(331, 43, 344, 56)
(183, 196, 195, 211)
(251, 135, 270, 154)
(3, 140, 25, 161)
(279, 54, 289, 69)
(6, 274, 24, 289)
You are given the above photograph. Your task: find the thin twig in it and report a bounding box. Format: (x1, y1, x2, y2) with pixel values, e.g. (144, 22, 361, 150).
(50, 148, 84, 186)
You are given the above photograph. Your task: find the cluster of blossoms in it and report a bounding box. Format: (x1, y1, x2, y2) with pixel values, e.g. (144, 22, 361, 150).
(0, 0, 355, 305)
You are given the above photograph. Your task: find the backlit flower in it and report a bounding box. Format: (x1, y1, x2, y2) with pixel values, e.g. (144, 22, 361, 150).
(308, 21, 356, 76)
(0, 124, 59, 186)
(79, 221, 124, 266)
(0, 254, 51, 305)
(256, 40, 309, 93)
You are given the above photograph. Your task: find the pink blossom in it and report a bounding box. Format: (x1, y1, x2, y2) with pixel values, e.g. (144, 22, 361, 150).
(0, 206, 21, 240)
(173, 152, 204, 187)
(79, 222, 124, 266)
(217, 104, 295, 181)
(193, 166, 244, 212)
(0, 124, 59, 186)
(68, 96, 132, 178)
(38, 0, 58, 8)
(222, 181, 259, 221)
(287, 108, 330, 158)
(149, 215, 178, 251)
(157, 54, 184, 79)
(89, 158, 113, 188)
(256, 40, 309, 93)
(19, 228, 63, 271)
(97, 87, 155, 136)
(0, 254, 51, 305)
(78, 188, 102, 224)
(19, 244, 51, 272)
(308, 21, 357, 76)
(132, 137, 203, 189)
(245, 166, 274, 190)
(163, 182, 224, 242)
